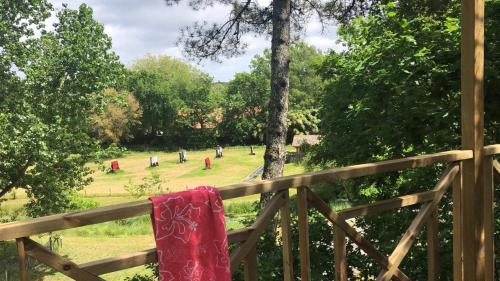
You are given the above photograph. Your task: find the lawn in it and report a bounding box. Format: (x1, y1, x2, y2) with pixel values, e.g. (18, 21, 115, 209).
(0, 146, 307, 280)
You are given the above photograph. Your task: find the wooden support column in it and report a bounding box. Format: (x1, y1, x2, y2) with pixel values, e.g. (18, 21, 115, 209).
(334, 225, 348, 281)
(427, 210, 439, 281)
(16, 238, 28, 281)
(244, 245, 258, 281)
(453, 164, 464, 281)
(280, 190, 294, 281)
(461, 0, 487, 280)
(297, 186, 311, 281)
(483, 156, 495, 281)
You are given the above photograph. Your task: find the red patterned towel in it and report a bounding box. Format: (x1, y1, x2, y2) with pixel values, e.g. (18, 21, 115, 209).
(150, 186, 231, 281)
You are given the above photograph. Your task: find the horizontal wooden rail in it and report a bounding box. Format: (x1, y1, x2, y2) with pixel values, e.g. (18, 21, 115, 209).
(0, 150, 472, 241)
(484, 144, 500, 156)
(338, 190, 437, 219)
(79, 227, 254, 275)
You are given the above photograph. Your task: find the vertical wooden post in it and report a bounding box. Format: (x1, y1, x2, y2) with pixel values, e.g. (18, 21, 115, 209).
(280, 190, 294, 281)
(460, 0, 486, 280)
(427, 210, 439, 281)
(483, 156, 495, 281)
(334, 225, 348, 281)
(453, 164, 464, 281)
(244, 244, 258, 281)
(297, 186, 311, 281)
(16, 238, 28, 281)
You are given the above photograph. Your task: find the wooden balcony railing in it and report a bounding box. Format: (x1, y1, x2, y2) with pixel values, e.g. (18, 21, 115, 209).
(0, 146, 498, 281)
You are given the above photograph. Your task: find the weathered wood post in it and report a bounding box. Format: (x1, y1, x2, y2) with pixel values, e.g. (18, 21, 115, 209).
(460, 0, 492, 280)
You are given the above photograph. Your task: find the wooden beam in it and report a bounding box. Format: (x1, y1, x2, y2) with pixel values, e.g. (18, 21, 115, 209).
(461, 0, 486, 279)
(230, 191, 286, 272)
(244, 245, 258, 281)
(338, 190, 436, 219)
(484, 144, 500, 156)
(280, 190, 294, 281)
(23, 238, 103, 281)
(427, 210, 439, 281)
(306, 188, 410, 281)
(483, 157, 495, 281)
(453, 163, 464, 281)
(79, 227, 255, 275)
(376, 164, 459, 281)
(334, 226, 348, 281)
(16, 238, 28, 281)
(0, 150, 473, 241)
(297, 186, 311, 281)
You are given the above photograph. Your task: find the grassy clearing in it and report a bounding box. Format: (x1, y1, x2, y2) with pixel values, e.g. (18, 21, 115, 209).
(0, 146, 307, 280)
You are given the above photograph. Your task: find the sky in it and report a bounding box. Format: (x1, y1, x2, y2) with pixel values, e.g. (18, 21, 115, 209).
(49, 0, 342, 82)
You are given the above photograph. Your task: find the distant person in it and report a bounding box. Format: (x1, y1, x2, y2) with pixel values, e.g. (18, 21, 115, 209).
(205, 157, 211, 169)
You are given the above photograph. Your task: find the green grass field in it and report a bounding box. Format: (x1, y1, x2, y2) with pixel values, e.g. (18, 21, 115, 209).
(0, 146, 306, 280)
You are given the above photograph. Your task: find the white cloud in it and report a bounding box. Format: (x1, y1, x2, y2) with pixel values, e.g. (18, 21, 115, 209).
(49, 0, 341, 81)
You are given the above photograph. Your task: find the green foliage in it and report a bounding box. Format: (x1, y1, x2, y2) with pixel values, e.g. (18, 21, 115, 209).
(93, 89, 143, 144)
(219, 42, 324, 144)
(127, 55, 219, 148)
(93, 143, 128, 161)
(0, 3, 124, 216)
(309, 1, 500, 279)
(125, 173, 166, 198)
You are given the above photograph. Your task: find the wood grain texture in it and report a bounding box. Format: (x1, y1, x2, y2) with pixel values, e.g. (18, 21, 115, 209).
(230, 191, 286, 272)
(460, 0, 485, 279)
(334, 226, 347, 281)
(16, 238, 28, 281)
(453, 163, 464, 281)
(79, 227, 255, 275)
(376, 164, 459, 281)
(0, 150, 473, 241)
(339, 190, 436, 219)
(244, 245, 258, 281)
(297, 186, 311, 281)
(23, 238, 103, 281)
(484, 144, 500, 156)
(306, 188, 410, 281)
(427, 210, 439, 281)
(280, 190, 294, 281)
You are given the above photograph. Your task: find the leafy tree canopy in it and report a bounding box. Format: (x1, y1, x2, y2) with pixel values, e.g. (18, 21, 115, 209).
(0, 3, 123, 216)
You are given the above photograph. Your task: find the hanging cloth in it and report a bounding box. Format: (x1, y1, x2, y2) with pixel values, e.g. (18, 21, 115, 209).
(150, 186, 231, 281)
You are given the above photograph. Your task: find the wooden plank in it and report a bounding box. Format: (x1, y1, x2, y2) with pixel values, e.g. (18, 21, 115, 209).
(306, 188, 410, 281)
(23, 238, 103, 281)
(80, 248, 157, 276)
(230, 191, 287, 272)
(483, 157, 495, 281)
(493, 160, 500, 182)
(484, 144, 500, 156)
(297, 186, 311, 281)
(339, 190, 436, 219)
(461, 0, 485, 279)
(334, 225, 347, 281)
(80, 227, 255, 275)
(453, 163, 464, 281)
(280, 190, 294, 281)
(0, 150, 472, 241)
(376, 164, 459, 281)
(244, 244, 258, 281)
(427, 210, 439, 281)
(16, 238, 28, 281)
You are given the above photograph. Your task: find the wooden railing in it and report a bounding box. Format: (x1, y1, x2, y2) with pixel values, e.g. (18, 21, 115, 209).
(0, 147, 498, 281)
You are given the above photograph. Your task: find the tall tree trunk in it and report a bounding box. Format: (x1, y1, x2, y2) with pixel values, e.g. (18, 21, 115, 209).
(260, 0, 291, 207)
